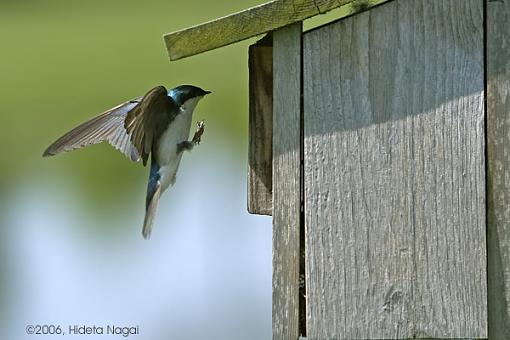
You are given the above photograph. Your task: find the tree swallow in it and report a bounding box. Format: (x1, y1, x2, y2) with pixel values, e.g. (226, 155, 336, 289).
(43, 85, 211, 238)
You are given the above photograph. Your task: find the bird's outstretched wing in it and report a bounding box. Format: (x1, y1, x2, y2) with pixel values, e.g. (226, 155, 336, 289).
(124, 86, 178, 165)
(42, 97, 142, 161)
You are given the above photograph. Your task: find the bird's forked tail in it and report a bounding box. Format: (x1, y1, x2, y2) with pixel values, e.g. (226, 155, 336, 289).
(142, 182, 161, 239)
(143, 157, 162, 239)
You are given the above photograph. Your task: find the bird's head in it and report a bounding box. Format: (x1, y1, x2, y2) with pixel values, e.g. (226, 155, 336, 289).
(168, 85, 211, 112)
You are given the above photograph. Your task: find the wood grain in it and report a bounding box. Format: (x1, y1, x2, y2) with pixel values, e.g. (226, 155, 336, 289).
(272, 22, 302, 340)
(248, 38, 273, 216)
(163, 0, 393, 60)
(487, 0, 510, 339)
(303, 0, 486, 338)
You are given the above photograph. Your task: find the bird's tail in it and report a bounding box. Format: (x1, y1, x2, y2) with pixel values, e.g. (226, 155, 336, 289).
(143, 157, 161, 239)
(142, 182, 161, 239)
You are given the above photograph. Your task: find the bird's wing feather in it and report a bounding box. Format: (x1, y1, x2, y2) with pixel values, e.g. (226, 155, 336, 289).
(43, 98, 142, 161)
(124, 86, 177, 165)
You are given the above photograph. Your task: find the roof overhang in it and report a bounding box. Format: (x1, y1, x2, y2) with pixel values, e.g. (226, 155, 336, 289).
(163, 0, 393, 61)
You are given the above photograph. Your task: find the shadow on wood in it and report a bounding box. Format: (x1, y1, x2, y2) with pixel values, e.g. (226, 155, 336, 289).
(487, 0, 510, 338)
(248, 34, 273, 216)
(303, 0, 486, 338)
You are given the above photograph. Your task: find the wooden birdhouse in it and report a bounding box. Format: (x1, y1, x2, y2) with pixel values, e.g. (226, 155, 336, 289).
(164, 0, 510, 339)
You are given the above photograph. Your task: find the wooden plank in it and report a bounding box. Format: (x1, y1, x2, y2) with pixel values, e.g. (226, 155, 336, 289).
(272, 22, 302, 340)
(163, 0, 393, 60)
(303, 0, 486, 338)
(248, 36, 273, 216)
(487, 0, 510, 338)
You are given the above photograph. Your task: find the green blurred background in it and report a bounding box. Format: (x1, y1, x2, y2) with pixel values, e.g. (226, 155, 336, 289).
(0, 0, 273, 339)
(0, 1, 343, 338)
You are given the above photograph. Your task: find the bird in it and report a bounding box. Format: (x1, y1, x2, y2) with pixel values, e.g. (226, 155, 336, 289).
(43, 85, 211, 238)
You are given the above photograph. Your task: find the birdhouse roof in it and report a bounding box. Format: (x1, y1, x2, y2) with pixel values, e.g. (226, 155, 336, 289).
(163, 0, 392, 61)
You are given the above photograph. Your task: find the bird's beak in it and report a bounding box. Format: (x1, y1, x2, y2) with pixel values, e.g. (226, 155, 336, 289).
(204, 90, 212, 95)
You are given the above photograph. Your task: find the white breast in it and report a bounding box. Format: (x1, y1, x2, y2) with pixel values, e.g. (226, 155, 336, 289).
(156, 108, 194, 191)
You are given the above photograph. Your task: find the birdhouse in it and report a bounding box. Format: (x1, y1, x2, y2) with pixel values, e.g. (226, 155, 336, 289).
(164, 0, 510, 339)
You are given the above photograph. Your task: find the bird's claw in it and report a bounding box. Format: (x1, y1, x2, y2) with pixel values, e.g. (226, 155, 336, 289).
(177, 121, 205, 154)
(192, 120, 205, 145)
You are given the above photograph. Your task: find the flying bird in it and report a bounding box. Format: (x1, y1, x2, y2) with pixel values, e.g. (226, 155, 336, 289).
(43, 85, 211, 238)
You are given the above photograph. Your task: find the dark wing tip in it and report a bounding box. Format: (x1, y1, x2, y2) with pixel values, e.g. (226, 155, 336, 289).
(42, 146, 56, 157)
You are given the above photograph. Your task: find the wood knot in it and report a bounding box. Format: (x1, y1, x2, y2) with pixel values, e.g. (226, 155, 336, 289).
(382, 286, 403, 312)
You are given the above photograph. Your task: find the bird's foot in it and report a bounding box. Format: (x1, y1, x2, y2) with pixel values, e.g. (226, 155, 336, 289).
(177, 121, 205, 153)
(191, 121, 205, 145)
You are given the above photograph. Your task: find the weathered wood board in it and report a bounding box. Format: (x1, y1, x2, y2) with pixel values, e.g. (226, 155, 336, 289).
(163, 0, 393, 60)
(303, 0, 486, 338)
(273, 22, 302, 340)
(248, 38, 273, 216)
(487, 0, 510, 338)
